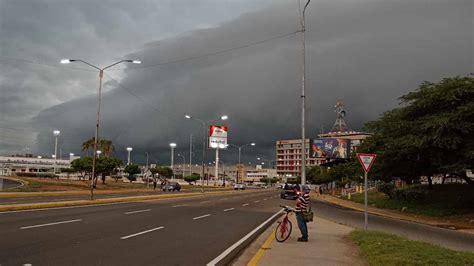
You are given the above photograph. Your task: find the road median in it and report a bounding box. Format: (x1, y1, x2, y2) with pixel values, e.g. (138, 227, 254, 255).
(314, 194, 474, 234)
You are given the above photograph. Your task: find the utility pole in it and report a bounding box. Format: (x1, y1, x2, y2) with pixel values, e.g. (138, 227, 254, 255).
(189, 134, 193, 177)
(300, 0, 311, 186)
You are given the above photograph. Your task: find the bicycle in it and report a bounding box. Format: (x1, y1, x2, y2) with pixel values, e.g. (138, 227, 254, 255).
(275, 205, 295, 242)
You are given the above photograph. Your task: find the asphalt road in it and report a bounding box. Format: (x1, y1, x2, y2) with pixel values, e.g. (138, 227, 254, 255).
(1, 191, 472, 265)
(0, 189, 282, 265)
(0, 188, 230, 205)
(0, 178, 22, 191)
(313, 199, 474, 252)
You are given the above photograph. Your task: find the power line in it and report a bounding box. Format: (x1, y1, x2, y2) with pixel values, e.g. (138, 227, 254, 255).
(111, 30, 299, 71)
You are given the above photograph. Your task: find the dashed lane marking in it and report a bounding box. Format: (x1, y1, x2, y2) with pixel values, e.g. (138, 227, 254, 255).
(125, 209, 151, 215)
(120, 226, 164, 240)
(242, 203, 250, 206)
(223, 208, 235, 212)
(193, 214, 211, 220)
(20, 219, 82, 229)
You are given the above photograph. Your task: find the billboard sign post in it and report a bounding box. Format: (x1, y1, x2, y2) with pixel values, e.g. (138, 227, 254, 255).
(356, 153, 376, 231)
(310, 138, 350, 159)
(209, 125, 228, 186)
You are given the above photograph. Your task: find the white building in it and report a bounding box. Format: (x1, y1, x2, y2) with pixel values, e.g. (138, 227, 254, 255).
(0, 155, 73, 176)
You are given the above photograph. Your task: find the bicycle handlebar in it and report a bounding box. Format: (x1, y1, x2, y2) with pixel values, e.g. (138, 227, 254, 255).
(280, 205, 295, 212)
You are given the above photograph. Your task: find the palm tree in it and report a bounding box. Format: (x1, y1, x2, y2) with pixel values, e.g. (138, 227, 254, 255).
(81, 137, 95, 156)
(99, 139, 114, 158)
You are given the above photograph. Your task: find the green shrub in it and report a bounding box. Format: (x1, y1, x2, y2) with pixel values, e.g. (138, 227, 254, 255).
(393, 186, 428, 202)
(377, 182, 395, 199)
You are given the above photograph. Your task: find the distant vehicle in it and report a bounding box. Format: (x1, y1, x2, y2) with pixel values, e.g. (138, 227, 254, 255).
(233, 183, 246, 190)
(280, 184, 310, 200)
(162, 182, 181, 192)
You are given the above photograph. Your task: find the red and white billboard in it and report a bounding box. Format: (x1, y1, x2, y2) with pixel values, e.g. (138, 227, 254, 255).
(208, 125, 228, 149)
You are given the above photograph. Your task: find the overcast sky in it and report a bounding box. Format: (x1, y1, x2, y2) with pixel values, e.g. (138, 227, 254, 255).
(0, 0, 472, 165)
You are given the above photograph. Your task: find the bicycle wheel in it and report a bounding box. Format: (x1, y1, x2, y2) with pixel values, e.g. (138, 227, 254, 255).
(275, 220, 292, 242)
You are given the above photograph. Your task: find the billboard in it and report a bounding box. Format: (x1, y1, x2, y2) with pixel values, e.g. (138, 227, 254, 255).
(208, 125, 228, 149)
(310, 138, 350, 159)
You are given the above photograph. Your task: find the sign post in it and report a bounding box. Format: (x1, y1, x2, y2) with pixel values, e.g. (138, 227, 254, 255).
(209, 125, 228, 187)
(356, 153, 377, 230)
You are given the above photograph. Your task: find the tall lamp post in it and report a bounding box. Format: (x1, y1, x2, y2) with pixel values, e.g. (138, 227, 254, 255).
(228, 142, 256, 165)
(96, 150, 102, 158)
(177, 154, 186, 178)
(126, 147, 133, 165)
(169, 143, 176, 180)
(184, 114, 228, 192)
(53, 130, 60, 174)
(299, 0, 311, 186)
(61, 58, 141, 200)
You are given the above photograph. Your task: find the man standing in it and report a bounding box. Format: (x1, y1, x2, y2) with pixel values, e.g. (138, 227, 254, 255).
(295, 185, 310, 242)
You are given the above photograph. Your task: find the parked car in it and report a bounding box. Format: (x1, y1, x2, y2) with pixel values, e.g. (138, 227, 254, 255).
(280, 184, 310, 199)
(233, 183, 246, 190)
(162, 182, 181, 192)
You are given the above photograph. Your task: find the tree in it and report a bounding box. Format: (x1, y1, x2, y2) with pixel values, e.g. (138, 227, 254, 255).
(81, 138, 95, 156)
(81, 138, 114, 157)
(184, 173, 200, 185)
(71, 157, 93, 180)
(95, 157, 122, 185)
(61, 168, 76, 179)
(307, 166, 332, 184)
(124, 164, 140, 182)
(362, 76, 474, 186)
(157, 166, 174, 179)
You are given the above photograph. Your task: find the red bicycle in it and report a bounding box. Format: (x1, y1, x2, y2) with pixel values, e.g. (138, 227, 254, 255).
(275, 205, 295, 242)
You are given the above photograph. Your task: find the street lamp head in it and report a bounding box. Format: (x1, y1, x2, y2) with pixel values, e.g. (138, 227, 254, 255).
(221, 115, 228, 121)
(52, 154, 56, 159)
(60, 59, 72, 64)
(185, 115, 192, 119)
(69, 153, 74, 156)
(96, 150, 102, 155)
(250, 143, 256, 146)
(126, 147, 133, 152)
(169, 143, 177, 148)
(53, 130, 60, 136)
(132, 60, 141, 64)
(257, 157, 261, 160)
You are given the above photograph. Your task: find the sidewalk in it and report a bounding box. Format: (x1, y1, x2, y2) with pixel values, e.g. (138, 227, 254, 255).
(235, 215, 365, 266)
(315, 194, 474, 234)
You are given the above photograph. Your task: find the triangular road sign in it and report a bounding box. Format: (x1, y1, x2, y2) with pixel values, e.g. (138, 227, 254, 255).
(357, 153, 377, 173)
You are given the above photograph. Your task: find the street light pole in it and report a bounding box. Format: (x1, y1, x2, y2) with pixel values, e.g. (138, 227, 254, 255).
(60, 58, 141, 200)
(126, 147, 133, 165)
(177, 154, 186, 178)
(53, 130, 60, 174)
(189, 134, 193, 177)
(299, 0, 311, 186)
(169, 143, 176, 180)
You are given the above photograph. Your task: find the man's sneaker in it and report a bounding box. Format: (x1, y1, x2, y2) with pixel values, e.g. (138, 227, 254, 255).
(297, 238, 308, 242)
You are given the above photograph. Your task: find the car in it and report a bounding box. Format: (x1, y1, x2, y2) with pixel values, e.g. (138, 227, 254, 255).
(280, 184, 310, 199)
(162, 182, 181, 192)
(233, 183, 246, 190)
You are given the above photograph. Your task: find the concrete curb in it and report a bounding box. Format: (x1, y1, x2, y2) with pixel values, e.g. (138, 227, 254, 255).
(0, 177, 27, 190)
(0, 190, 257, 213)
(314, 195, 474, 234)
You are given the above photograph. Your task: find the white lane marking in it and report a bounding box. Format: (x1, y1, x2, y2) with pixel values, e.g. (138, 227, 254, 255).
(254, 200, 260, 203)
(193, 214, 211, 220)
(23, 264, 32, 266)
(0, 201, 130, 214)
(223, 208, 234, 212)
(172, 204, 189, 208)
(207, 209, 284, 265)
(200, 200, 211, 204)
(125, 209, 151, 215)
(20, 219, 82, 229)
(242, 203, 250, 206)
(120, 226, 164, 240)
(263, 198, 268, 201)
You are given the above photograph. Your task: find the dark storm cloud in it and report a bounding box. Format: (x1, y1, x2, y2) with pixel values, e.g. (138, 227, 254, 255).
(6, 0, 474, 163)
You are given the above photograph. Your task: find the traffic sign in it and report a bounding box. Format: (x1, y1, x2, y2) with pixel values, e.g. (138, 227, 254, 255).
(357, 153, 376, 173)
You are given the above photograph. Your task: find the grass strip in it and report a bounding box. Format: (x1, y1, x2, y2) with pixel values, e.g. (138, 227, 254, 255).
(349, 230, 474, 265)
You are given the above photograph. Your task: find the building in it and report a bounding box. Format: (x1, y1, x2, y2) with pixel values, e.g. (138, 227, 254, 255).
(244, 165, 278, 183)
(0, 155, 73, 176)
(276, 100, 372, 179)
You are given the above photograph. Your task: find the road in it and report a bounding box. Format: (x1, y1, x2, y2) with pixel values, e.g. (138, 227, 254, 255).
(1, 190, 473, 265)
(313, 199, 474, 252)
(0, 189, 281, 265)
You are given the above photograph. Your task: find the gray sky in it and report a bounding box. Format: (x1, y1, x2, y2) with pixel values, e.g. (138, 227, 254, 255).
(0, 0, 472, 164)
